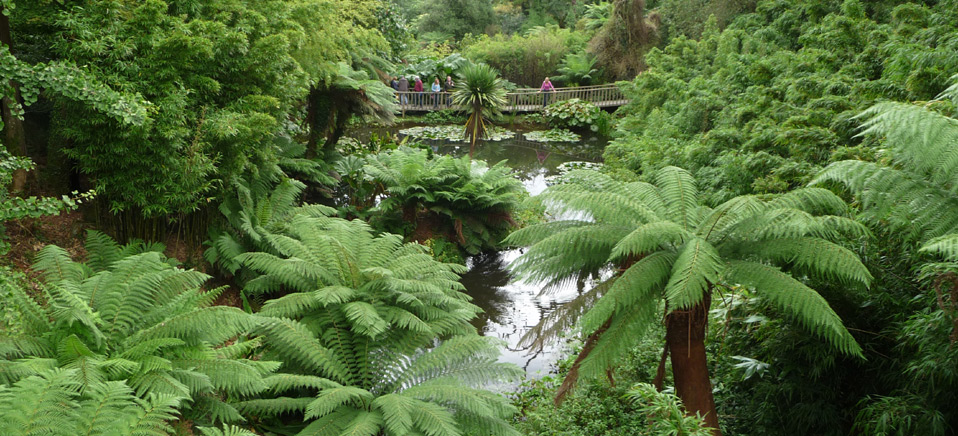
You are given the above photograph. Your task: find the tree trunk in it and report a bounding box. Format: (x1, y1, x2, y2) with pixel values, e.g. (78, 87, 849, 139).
(666, 292, 721, 435)
(0, 8, 29, 193)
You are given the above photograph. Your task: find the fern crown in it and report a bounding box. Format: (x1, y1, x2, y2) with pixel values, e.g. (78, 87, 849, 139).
(505, 167, 871, 379)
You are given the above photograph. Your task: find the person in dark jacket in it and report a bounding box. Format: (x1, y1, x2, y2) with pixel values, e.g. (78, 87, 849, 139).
(413, 77, 424, 106)
(444, 75, 455, 107)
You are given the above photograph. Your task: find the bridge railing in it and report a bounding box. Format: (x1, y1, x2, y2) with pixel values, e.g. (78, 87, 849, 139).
(394, 84, 626, 113)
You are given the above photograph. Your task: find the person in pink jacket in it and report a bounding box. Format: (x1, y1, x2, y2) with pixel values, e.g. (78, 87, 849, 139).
(539, 77, 555, 107)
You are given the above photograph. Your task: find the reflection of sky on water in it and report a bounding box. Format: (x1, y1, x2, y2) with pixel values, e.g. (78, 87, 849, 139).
(460, 250, 591, 376)
(429, 132, 606, 376)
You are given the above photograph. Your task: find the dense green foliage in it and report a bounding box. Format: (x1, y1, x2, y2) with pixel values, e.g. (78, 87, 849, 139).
(505, 167, 869, 428)
(362, 147, 524, 255)
(460, 26, 589, 87)
(233, 214, 522, 435)
(606, 0, 958, 203)
(7, 0, 958, 434)
(416, 0, 496, 40)
(812, 88, 958, 434)
(4, 0, 392, 239)
(1, 232, 274, 428)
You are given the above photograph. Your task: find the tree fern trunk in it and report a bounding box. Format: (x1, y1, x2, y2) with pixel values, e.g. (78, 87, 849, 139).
(666, 292, 721, 435)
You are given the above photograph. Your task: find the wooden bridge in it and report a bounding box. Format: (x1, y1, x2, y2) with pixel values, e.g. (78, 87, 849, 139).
(395, 84, 628, 113)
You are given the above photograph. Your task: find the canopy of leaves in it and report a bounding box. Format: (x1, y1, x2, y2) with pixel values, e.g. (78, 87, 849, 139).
(607, 0, 958, 204)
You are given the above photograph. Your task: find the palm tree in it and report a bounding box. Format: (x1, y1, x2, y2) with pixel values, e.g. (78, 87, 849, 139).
(452, 63, 507, 157)
(235, 214, 522, 436)
(505, 167, 871, 434)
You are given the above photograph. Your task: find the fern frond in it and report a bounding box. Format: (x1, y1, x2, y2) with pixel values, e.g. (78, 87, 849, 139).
(408, 399, 461, 436)
(508, 223, 628, 285)
(579, 299, 659, 379)
(920, 233, 958, 261)
(392, 336, 520, 389)
(83, 230, 123, 272)
(765, 187, 849, 216)
(742, 237, 872, 286)
(696, 195, 765, 242)
(610, 221, 691, 260)
(129, 393, 183, 436)
(257, 317, 351, 384)
(726, 261, 862, 357)
(197, 424, 260, 436)
(76, 380, 139, 435)
(654, 166, 701, 230)
(664, 238, 723, 309)
(263, 374, 340, 394)
(34, 245, 84, 284)
(858, 101, 958, 189)
(372, 394, 414, 435)
(0, 369, 81, 436)
(304, 385, 374, 420)
(580, 251, 675, 333)
(234, 397, 313, 418)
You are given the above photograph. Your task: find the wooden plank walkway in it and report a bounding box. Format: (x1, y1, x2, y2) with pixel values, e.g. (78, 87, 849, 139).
(395, 84, 627, 113)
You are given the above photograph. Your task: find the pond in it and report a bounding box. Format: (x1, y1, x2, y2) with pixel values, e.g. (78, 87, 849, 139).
(353, 124, 608, 376)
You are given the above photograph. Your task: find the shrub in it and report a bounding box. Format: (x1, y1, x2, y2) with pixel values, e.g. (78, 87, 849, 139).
(232, 215, 523, 435)
(461, 26, 588, 86)
(543, 98, 609, 132)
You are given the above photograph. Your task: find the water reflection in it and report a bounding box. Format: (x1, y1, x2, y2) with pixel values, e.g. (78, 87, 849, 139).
(460, 249, 586, 375)
(348, 124, 607, 377)
(432, 132, 605, 376)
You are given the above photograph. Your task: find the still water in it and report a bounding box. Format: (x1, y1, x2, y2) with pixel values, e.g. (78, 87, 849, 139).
(408, 127, 608, 376)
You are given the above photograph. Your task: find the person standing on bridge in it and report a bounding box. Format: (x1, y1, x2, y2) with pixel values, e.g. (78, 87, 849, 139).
(431, 77, 442, 108)
(398, 76, 409, 105)
(413, 76, 424, 106)
(444, 75, 455, 107)
(539, 77, 555, 107)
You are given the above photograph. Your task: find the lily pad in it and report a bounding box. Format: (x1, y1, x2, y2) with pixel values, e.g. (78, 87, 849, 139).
(399, 125, 515, 142)
(523, 129, 581, 143)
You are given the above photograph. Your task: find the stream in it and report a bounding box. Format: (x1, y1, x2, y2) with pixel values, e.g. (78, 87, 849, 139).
(354, 124, 609, 377)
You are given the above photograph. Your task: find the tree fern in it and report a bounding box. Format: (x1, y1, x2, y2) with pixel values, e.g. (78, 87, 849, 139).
(204, 165, 335, 292)
(1, 233, 275, 427)
(815, 84, 958, 249)
(506, 166, 870, 430)
(234, 215, 522, 435)
(362, 146, 524, 255)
